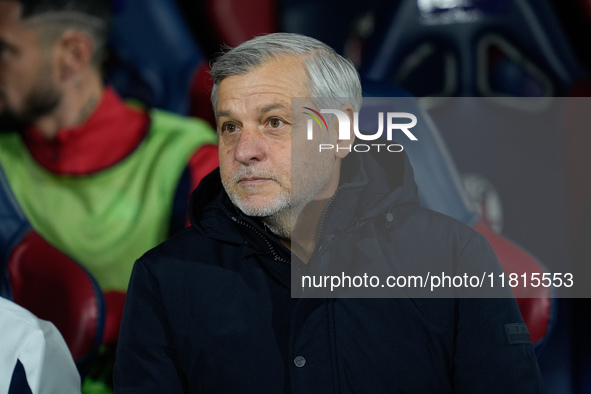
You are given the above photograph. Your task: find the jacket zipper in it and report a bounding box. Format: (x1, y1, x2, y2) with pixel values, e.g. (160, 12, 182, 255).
(231, 217, 290, 265)
(307, 189, 340, 268)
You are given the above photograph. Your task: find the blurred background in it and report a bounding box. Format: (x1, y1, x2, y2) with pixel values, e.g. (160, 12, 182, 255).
(3, 0, 591, 392)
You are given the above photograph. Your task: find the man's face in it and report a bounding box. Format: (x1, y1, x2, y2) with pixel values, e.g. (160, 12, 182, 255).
(0, 1, 61, 128)
(216, 55, 340, 222)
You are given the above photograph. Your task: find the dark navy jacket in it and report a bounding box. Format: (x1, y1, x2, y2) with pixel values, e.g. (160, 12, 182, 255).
(114, 150, 545, 393)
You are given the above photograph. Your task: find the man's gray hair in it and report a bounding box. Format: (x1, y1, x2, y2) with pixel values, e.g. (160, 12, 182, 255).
(209, 33, 362, 116)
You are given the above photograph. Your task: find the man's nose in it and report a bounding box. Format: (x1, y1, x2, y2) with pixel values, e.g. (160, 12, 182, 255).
(233, 126, 267, 164)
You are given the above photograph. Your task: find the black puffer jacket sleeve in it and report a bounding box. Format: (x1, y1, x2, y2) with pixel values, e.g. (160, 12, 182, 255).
(114, 257, 188, 393)
(453, 234, 545, 393)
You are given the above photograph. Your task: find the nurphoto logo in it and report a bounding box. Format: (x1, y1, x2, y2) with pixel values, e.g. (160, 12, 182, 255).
(303, 107, 418, 153)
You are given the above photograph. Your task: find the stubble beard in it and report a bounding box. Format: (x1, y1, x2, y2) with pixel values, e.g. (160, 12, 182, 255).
(222, 168, 292, 238)
(222, 158, 334, 241)
(0, 59, 61, 132)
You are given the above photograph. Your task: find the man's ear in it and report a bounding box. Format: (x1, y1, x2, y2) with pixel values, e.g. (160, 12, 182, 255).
(334, 103, 356, 159)
(56, 29, 94, 81)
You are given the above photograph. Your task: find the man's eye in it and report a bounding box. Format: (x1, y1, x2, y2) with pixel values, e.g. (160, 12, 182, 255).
(268, 118, 284, 128)
(221, 123, 238, 133)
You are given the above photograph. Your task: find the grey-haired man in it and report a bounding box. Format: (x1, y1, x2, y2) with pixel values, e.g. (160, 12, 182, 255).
(115, 33, 544, 393)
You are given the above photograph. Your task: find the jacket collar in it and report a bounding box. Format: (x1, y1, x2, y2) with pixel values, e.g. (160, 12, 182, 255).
(318, 148, 419, 236)
(22, 87, 150, 176)
(189, 168, 255, 245)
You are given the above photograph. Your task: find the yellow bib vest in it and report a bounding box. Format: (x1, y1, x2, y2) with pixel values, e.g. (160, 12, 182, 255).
(0, 109, 217, 291)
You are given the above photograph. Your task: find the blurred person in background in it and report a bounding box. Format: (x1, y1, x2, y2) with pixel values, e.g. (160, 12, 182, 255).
(0, 0, 218, 391)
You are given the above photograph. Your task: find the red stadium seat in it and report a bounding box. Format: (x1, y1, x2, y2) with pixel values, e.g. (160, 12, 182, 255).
(7, 231, 105, 376)
(473, 221, 552, 345)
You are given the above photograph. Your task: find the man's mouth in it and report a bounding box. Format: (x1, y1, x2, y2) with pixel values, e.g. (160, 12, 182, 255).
(238, 176, 273, 184)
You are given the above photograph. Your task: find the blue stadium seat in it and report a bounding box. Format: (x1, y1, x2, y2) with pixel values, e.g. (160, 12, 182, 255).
(107, 0, 206, 115)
